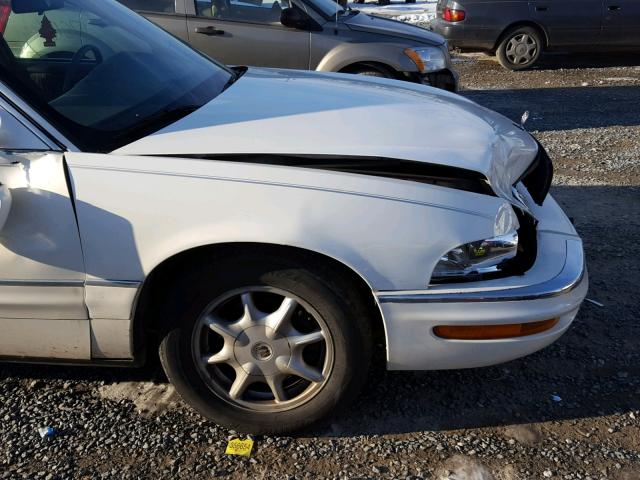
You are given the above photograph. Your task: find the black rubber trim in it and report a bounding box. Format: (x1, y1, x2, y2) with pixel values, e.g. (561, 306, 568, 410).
(519, 140, 554, 206)
(0, 356, 140, 367)
(156, 153, 496, 196)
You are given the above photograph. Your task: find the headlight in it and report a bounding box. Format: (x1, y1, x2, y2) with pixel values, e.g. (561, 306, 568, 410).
(404, 46, 448, 73)
(431, 204, 520, 282)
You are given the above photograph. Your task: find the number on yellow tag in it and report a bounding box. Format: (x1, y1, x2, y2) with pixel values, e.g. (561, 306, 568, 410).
(225, 438, 254, 457)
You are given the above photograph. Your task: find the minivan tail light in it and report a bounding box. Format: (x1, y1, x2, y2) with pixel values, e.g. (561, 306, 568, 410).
(443, 7, 465, 22)
(0, 4, 10, 35)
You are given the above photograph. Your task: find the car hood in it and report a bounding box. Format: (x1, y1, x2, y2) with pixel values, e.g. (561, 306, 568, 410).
(344, 12, 445, 46)
(116, 68, 538, 208)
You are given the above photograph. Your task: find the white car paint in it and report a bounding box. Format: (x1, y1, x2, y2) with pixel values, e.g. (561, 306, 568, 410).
(117, 68, 538, 212)
(0, 68, 586, 371)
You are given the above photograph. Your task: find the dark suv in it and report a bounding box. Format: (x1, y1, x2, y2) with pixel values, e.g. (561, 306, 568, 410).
(431, 0, 640, 69)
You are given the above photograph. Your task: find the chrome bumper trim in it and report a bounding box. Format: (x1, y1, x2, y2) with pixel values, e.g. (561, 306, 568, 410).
(378, 239, 585, 304)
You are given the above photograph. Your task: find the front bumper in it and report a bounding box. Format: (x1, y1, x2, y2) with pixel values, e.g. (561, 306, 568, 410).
(377, 233, 588, 370)
(419, 69, 459, 92)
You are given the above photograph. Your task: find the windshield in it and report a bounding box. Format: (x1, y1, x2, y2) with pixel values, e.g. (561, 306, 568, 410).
(305, 0, 345, 18)
(0, 0, 233, 152)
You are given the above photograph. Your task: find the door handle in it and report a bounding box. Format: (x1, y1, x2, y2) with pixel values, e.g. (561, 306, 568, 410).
(607, 5, 621, 10)
(195, 26, 225, 35)
(535, 6, 548, 11)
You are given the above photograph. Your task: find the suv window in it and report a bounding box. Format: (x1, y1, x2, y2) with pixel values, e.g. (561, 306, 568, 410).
(195, 0, 291, 24)
(116, 0, 176, 14)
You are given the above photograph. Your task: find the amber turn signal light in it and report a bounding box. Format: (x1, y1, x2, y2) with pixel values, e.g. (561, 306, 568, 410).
(433, 318, 559, 340)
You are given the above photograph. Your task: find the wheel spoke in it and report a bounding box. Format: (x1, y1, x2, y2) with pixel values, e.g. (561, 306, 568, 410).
(284, 357, 323, 383)
(265, 297, 298, 338)
(206, 314, 241, 342)
(288, 329, 324, 349)
(229, 365, 256, 400)
(202, 346, 233, 365)
(241, 292, 262, 324)
(266, 374, 287, 403)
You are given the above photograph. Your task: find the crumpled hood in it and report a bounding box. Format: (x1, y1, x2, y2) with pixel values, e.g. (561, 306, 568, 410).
(344, 12, 445, 46)
(116, 68, 538, 208)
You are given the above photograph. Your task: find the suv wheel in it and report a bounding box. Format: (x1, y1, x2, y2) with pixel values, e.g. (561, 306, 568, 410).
(352, 66, 393, 79)
(497, 26, 543, 70)
(159, 253, 373, 434)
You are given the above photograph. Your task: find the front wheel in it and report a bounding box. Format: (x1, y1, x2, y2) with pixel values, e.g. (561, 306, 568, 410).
(496, 26, 543, 70)
(352, 67, 393, 79)
(159, 254, 372, 434)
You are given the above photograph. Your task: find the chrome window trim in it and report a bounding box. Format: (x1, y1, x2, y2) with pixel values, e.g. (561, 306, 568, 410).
(0, 82, 79, 152)
(377, 239, 585, 304)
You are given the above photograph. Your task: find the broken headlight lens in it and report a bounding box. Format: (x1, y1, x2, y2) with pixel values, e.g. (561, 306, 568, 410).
(431, 231, 519, 282)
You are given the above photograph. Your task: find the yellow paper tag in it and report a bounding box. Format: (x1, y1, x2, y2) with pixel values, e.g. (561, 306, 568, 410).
(225, 438, 254, 457)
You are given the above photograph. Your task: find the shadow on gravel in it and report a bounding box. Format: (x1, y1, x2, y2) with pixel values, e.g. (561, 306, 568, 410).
(0, 186, 638, 439)
(463, 85, 640, 132)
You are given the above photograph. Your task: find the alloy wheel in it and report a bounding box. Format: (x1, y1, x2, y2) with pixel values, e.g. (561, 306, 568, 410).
(505, 33, 538, 66)
(192, 287, 334, 412)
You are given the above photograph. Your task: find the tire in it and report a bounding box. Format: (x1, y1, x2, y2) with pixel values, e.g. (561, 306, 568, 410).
(352, 67, 392, 79)
(496, 26, 543, 70)
(159, 251, 372, 434)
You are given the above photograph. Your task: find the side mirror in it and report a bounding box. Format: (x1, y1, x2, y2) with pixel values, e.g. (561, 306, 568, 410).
(0, 184, 12, 232)
(280, 7, 321, 31)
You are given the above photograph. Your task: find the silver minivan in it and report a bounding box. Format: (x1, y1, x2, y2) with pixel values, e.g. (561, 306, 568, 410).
(118, 0, 458, 90)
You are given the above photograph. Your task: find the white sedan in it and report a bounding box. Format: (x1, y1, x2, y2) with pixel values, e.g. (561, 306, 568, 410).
(0, 0, 586, 434)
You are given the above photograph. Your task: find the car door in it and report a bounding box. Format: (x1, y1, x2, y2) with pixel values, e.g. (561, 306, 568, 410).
(186, 0, 310, 68)
(601, 0, 640, 45)
(116, 0, 190, 41)
(529, 0, 603, 46)
(0, 102, 89, 360)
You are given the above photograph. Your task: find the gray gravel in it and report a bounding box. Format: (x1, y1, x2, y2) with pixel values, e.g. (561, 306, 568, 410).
(1, 54, 639, 480)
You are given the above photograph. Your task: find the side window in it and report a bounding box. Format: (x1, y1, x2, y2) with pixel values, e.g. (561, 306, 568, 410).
(195, 0, 291, 24)
(116, 0, 176, 14)
(0, 107, 48, 150)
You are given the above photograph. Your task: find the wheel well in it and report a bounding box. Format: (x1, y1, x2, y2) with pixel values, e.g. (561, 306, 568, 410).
(339, 61, 399, 79)
(132, 243, 386, 363)
(494, 21, 548, 51)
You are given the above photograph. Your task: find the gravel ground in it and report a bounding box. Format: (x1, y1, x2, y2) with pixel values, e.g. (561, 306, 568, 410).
(1, 54, 640, 480)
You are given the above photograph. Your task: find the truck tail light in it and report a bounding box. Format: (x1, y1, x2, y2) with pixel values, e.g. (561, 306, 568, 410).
(443, 7, 465, 22)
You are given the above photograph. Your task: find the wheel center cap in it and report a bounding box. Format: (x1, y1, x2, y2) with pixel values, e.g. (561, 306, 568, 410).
(516, 44, 527, 55)
(234, 325, 290, 376)
(251, 342, 273, 361)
